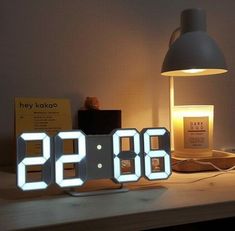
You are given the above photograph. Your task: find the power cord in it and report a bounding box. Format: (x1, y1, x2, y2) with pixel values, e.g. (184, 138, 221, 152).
(130, 159, 235, 189)
(172, 158, 235, 172)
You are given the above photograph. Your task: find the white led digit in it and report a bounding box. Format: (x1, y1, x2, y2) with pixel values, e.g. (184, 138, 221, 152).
(55, 131, 86, 187)
(143, 128, 171, 180)
(112, 129, 141, 183)
(17, 133, 51, 191)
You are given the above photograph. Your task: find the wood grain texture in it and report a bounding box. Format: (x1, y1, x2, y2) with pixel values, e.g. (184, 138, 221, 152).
(1, 170, 235, 230)
(172, 150, 235, 172)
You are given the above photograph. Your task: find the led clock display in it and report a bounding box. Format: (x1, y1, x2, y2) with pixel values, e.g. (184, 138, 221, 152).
(17, 128, 171, 191)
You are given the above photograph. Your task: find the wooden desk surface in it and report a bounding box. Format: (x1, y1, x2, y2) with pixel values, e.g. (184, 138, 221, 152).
(1, 170, 235, 230)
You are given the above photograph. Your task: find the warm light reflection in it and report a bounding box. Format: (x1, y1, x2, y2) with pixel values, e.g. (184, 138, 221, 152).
(182, 69, 205, 74)
(173, 105, 214, 158)
(161, 68, 227, 76)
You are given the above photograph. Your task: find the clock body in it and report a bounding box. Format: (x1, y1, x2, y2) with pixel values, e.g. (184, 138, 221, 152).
(16, 128, 171, 191)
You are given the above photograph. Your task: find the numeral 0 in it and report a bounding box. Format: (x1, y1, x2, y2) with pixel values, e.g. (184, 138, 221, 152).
(17, 128, 171, 191)
(112, 129, 141, 183)
(112, 128, 171, 183)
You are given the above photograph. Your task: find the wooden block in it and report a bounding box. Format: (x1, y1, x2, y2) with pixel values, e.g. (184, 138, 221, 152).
(172, 150, 235, 172)
(78, 110, 121, 135)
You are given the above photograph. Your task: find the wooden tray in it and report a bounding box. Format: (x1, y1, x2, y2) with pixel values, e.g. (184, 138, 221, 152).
(172, 150, 235, 172)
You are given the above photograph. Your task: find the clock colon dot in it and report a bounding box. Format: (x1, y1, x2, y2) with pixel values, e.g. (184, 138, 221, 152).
(97, 163, 103, 168)
(97, 145, 102, 150)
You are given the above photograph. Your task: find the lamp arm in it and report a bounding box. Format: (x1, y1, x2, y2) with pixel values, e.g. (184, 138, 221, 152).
(168, 27, 180, 151)
(169, 76, 174, 151)
(168, 27, 181, 47)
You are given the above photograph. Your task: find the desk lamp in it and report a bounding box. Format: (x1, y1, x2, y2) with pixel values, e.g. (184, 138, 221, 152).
(161, 8, 227, 152)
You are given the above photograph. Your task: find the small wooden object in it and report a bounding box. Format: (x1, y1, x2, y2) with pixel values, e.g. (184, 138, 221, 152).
(172, 150, 235, 172)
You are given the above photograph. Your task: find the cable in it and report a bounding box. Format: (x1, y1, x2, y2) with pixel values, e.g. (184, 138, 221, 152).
(130, 159, 235, 189)
(172, 158, 235, 172)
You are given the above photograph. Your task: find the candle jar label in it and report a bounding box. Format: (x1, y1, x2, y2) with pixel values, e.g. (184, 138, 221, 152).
(183, 117, 209, 149)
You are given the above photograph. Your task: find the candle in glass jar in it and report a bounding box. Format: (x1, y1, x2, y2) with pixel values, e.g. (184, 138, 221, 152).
(173, 105, 214, 158)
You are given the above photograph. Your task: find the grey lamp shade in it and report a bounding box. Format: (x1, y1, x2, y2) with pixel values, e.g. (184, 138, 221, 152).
(161, 9, 227, 77)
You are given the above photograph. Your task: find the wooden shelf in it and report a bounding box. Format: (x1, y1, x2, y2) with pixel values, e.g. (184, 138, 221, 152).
(1, 170, 235, 230)
(172, 150, 235, 172)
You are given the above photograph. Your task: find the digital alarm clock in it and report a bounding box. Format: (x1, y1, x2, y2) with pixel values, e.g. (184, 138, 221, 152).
(16, 127, 171, 191)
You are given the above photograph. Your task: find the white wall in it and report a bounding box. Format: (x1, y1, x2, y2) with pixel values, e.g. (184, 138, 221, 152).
(0, 0, 234, 166)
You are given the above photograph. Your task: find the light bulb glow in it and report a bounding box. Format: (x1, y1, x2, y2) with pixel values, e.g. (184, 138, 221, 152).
(161, 68, 227, 77)
(182, 69, 205, 74)
(173, 105, 214, 158)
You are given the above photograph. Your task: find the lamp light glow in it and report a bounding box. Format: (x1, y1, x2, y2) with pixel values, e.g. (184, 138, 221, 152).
(161, 8, 227, 152)
(182, 69, 205, 74)
(161, 68, 227, 77)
